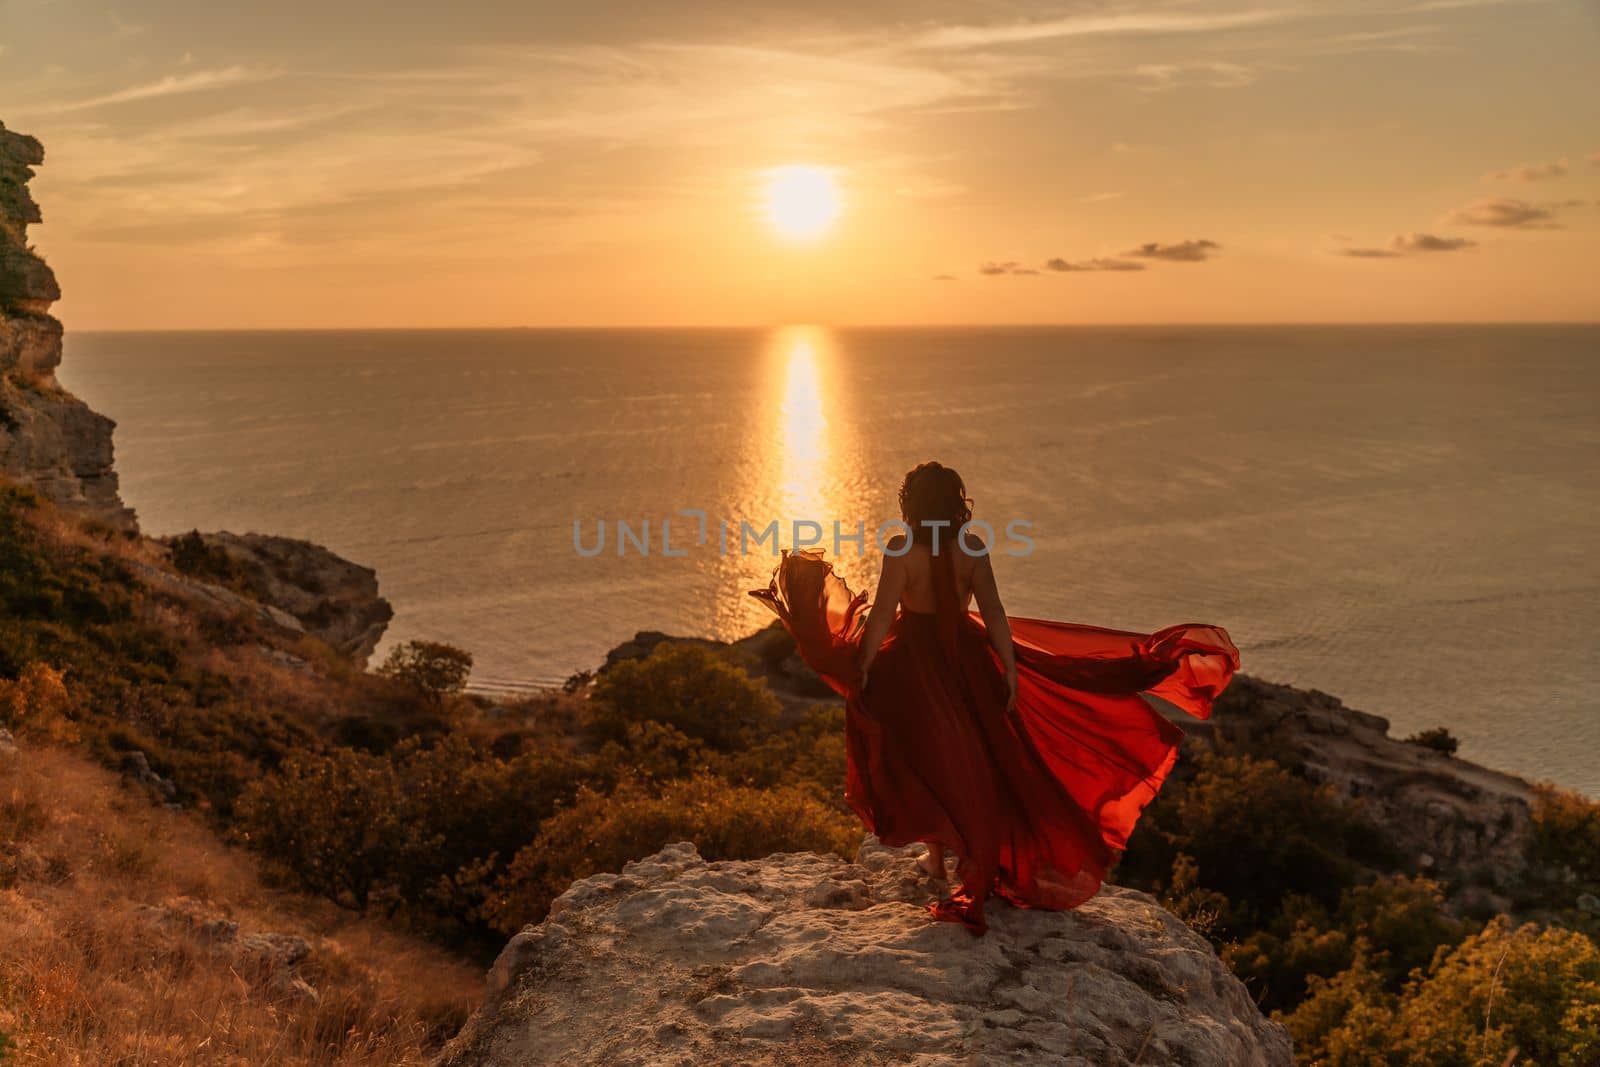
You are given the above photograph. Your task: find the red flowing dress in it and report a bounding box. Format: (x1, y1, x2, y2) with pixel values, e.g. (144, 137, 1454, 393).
(750, 549, 1239, 935)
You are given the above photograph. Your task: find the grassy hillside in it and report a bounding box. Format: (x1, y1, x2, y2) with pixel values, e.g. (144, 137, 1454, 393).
(0, 742, 480, 1064)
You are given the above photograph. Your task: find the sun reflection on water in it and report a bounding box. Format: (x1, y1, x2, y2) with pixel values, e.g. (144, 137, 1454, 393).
(708, 325, 874, 640)
(775, 327, 831, 522)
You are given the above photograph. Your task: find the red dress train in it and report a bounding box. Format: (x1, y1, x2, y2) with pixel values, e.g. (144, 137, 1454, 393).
(750, 549, 1238, 935)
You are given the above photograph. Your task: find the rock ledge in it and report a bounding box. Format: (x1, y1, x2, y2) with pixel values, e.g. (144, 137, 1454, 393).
(440, 841, 1291, 1066)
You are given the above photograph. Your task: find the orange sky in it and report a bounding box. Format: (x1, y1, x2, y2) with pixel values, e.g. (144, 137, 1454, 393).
(4, 0, 1598, 328)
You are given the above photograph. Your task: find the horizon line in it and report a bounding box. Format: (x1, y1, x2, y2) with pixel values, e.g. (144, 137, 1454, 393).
(66, 319, 1600, 335)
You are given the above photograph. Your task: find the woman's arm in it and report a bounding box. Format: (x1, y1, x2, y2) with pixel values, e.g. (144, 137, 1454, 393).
(971, 555, 1018, 710)
(855, 550, 907, 688)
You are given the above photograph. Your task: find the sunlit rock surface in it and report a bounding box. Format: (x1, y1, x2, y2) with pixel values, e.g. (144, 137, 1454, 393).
(440, 841, 1292, 1067)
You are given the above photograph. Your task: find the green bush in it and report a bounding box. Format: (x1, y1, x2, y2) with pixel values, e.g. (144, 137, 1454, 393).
(591, 719, 711, 784)
(0, 660, 74, 742)
(1280, 947, 1397, 1065)
(1124, 755, 1384, 934)
(487, 774, 863, 934)
(1404, 726, 1459, 756)
(1288, 917, 1600, 1066)
(238, 735, 586, 935)
(1336, 874, 1469, 982)
(236, 745, 403, 912)
(716, 703, 847, 805)
(585, 643, 779, 752)
(1531, 785, 1600, 889)
(377, 640, 473, 707)
(1225, 875, 1467, 1011)
(166, 530, 262, 597)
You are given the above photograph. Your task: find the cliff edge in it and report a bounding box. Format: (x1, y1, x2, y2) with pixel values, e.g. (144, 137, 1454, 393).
(0, 119, 392, 663)
(439, 840, 1292, 1066)
(0, 120, 133, 527)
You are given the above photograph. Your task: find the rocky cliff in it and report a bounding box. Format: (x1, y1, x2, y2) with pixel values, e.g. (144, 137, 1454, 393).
(159, 530, 394, 664)
(0, 119, 393, 663)
(1201, 675, 1542, 916)
(0, 120, 133, 527)
(439, 841, 1292, 1066)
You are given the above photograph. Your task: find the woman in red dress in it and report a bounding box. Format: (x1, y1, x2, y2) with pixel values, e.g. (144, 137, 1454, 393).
(751, 461, 1238, 935)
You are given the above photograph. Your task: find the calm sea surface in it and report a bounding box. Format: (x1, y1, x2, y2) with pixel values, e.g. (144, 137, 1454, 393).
(61, 326, 1600, 795)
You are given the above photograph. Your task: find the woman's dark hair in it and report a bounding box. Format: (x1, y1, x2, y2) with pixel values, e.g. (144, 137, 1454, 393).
(898, 461, 973, 548)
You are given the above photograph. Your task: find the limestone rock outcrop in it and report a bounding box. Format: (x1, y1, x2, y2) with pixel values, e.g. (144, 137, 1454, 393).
(0, 119, 133, 527)
(137, 897, 321, 1003)
(1204, 675, 1539, 913)
(159, 530, 395, 664)
(439, 841, 1292, 1067)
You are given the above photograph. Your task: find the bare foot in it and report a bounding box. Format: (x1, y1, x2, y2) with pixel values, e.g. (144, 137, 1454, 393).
(917, 851, 947, 881)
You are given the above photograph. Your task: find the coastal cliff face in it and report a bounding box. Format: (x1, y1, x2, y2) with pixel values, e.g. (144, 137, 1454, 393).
(0, 119, 392, 663)
(0, 121, 133, 528)
(1202, 676, 1541, 916)
(160, 530, 395, 664)
(440, 840, 1292, 1067)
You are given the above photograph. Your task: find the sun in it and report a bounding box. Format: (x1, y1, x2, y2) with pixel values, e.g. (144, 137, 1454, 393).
(763, 165, 841, 242)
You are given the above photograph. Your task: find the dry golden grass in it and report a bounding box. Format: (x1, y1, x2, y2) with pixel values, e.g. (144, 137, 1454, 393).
(0, 744, 482, 1065)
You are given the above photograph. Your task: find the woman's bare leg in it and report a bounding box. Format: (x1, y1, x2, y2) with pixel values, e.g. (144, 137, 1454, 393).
(918, 842, 947, 881)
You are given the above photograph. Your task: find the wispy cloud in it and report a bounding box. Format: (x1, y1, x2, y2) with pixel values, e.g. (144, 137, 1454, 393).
(1317, 25, 1445, 50)
(1127, 239, 1222, 262)
(36, 66, 275, 114)
(1044, 256, 1146, 272)
(1406, 0, 1534, 11)
(1134, 61, 1264, 90)
(1447, 197, 1561, 228)
(15, 38, 1002, 262)
(1483, 157, 1568, 182)
(1338, 232, 1477, 257)
(979, 261, 1040, 276)
(915, 9, 1294, 50)
(1397, 233, 1477, 251)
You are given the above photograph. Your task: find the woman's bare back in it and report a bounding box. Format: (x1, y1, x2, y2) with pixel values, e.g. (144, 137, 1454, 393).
(894, 539, 980, 614)
(856, 528, 1018, 714)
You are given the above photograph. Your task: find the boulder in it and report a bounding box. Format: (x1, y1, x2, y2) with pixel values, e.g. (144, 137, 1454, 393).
(439, 841, 1292, 1066)
(137, 898, 319, 1002)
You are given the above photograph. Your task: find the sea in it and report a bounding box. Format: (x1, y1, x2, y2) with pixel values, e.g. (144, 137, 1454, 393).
(60, 324, 1600, 796)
